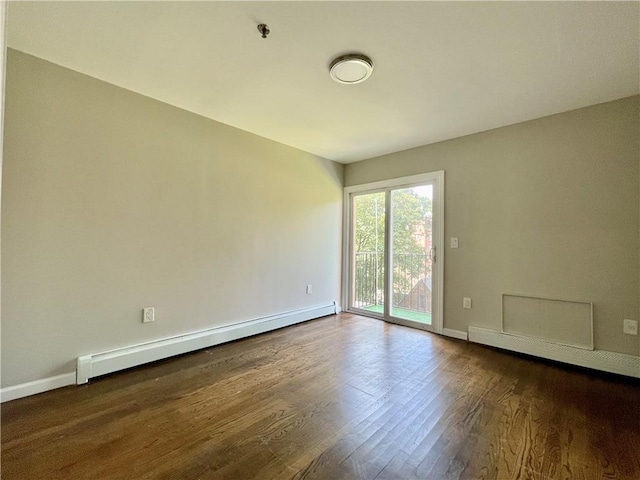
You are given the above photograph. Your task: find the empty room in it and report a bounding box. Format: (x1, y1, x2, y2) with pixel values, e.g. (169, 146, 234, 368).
(1, 2, 639, 479)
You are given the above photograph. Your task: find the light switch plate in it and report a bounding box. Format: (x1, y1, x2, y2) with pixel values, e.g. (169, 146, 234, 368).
(451, 237, 459, 248)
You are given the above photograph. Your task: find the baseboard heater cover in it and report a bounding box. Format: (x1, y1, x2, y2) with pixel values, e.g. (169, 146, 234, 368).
(468, 327, 639, 379)
(77, 303, 337, 385)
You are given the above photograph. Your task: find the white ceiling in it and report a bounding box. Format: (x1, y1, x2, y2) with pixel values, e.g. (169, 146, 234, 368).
(7, 1, 640, 163)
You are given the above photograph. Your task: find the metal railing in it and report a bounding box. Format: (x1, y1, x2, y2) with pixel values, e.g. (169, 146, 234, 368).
(354, 252, 432, 313)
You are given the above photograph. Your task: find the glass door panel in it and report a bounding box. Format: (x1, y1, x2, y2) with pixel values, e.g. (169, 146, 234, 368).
(390, 185, 433, 325)
(351, 192, 386, 315)
(346, 171, 442, 333)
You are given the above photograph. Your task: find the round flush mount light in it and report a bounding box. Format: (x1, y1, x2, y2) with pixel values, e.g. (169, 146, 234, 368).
(329, 54, 374, 84)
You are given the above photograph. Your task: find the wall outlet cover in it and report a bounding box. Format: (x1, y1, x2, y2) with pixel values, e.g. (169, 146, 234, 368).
(623, 319, 638, 335)
(463, 297, 472, 309)
(143, 307, 155, 323)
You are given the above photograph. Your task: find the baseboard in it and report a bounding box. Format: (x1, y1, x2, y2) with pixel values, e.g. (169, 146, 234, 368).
(1, 372, 76, 403)
(442, 328, 468, 341)
(77, 303, 337, 385)
(468, 326, 640, 379)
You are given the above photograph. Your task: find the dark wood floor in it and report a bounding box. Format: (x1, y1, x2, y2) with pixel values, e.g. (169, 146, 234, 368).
(2, 313, 639, 480)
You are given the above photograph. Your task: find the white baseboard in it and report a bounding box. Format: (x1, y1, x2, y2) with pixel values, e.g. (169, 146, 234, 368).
(468, 326, 640, 379)
(442, 328, 468, 341)
(77, 303, 337, 385)
(1, 372, 76, 403)
(1, 304, 337, 402)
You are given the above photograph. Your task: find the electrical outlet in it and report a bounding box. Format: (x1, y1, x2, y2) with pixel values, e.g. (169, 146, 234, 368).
(463, 297, 472, 309)
(306, 285, 312, 295)
(623, 319, 638, 335)
(143, 307, 155, 323)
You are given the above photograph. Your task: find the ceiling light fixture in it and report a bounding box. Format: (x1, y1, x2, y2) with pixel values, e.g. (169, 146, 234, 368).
(329, 54, 374, 84)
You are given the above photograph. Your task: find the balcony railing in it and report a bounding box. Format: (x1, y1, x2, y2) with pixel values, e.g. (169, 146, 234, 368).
(354, 252, 432, 321)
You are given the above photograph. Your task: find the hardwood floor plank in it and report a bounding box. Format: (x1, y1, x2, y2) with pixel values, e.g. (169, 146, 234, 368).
(2, 313, 639, 480)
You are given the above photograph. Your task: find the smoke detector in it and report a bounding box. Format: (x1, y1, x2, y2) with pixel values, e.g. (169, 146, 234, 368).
(329, 54, 374, 84)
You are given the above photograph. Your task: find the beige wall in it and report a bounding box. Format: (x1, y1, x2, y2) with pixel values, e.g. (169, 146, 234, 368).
(2, 50, 343, 387)
(1, 3, 8, 392)
(345, 96, 640, 356)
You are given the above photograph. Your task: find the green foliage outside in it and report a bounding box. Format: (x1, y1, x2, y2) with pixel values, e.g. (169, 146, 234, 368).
(355, 189, 431, 255)
(354, 190, 432, 305)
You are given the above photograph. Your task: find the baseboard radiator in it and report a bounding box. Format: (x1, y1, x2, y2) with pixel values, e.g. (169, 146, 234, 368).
(468, 294, 639, 378)
(468, 327, 640, 378)
(77, 303, 337, 384)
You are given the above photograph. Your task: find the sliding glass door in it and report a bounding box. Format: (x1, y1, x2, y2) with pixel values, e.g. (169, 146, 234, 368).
(390, 185, 433, 325)
(352, 191, 386, 314)
(345, 172, 443, 333)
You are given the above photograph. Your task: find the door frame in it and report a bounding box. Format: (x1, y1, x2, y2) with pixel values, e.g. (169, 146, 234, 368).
(342, 171, 445, 334)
